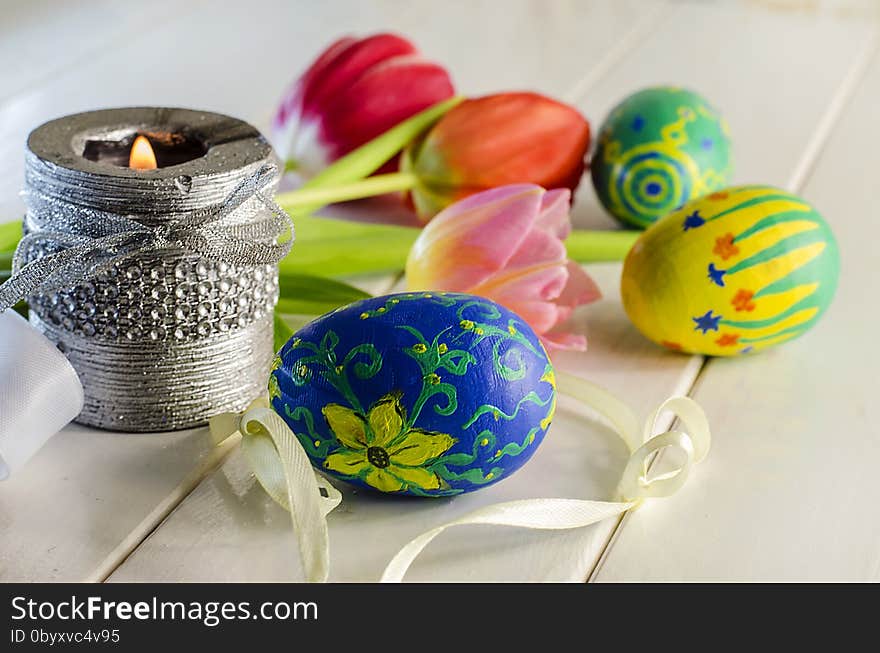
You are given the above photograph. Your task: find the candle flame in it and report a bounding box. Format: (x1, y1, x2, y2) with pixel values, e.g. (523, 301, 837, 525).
(129, 135, 158, 170)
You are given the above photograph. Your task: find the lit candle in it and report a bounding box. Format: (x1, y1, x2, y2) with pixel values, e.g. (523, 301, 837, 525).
(21, 107, 287, 431)
(128, 135, 157, 170)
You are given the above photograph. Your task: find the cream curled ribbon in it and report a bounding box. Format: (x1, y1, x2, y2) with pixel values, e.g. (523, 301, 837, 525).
(210, 397, 342, 582)
(210, 371, 710, 583)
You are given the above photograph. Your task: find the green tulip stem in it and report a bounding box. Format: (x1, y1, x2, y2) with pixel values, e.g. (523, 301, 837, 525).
(297, 96, 464, 190)
(278, 225, 640, 278)
(276, 95, 461, 219)
(275, 172, 417, 211)
(565, 229, 641, 262)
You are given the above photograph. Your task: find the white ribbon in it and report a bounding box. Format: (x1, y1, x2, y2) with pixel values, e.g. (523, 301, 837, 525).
(210, 371, 710, 583)
(0, 310, 84, 479)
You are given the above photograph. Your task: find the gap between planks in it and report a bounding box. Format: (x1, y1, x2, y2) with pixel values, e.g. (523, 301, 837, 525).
(586, 26, 880, 584)
(562, 1, 672, 105)
(90, 433, 242, 583)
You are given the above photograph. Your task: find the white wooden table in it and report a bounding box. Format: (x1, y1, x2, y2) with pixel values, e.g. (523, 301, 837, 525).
(1, 0, 878, 582)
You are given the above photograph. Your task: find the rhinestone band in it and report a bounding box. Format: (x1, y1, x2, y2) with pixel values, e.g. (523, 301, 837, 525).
(27, 255, 279, 344)
(24, 107, 283, 431)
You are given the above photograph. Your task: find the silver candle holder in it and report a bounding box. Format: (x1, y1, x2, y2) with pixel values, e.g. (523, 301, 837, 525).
(20, 107, 291, 431)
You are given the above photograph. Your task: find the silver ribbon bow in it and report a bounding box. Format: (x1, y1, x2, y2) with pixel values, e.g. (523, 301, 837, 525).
(0, 163, 293, 313)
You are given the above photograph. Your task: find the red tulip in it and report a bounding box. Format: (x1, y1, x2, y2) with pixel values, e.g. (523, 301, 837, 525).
(272, 33, 455, 176)
(402, 93, 591, 220)
(406, 184, 601, 350)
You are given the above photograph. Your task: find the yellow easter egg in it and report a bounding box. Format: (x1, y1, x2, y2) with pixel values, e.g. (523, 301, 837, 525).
(621, 186, 839, 356)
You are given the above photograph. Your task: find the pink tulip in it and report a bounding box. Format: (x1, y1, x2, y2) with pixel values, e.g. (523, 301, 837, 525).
(405, 185, 601, 351)
(272, 33, 455, 176)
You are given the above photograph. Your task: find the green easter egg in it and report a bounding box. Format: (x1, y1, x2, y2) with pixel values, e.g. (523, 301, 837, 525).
(591, 87, 732, 228)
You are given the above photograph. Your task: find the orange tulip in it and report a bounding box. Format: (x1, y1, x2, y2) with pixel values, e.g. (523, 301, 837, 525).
(402, 93, 591, 221)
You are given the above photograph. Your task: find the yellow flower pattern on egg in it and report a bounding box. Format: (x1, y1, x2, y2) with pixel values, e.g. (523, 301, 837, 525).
(322, 392, 457, 493)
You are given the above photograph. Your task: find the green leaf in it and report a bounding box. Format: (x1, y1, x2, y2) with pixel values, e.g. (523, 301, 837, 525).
(273, 312, 295, 353)
(293, 210, 420, 243)
(280, 230, 417, 278)
(272, 274, 374, 353)
(276, 272, 371, 314)
(0, 221, 22, 253)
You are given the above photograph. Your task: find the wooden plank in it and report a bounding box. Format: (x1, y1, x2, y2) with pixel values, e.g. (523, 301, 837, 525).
(110, 2, 879, 584)
(0, 0, 189, 106)
(594, 35, 880, 583)
(0, 424, 235, 582)
(0, 0, 654, 581)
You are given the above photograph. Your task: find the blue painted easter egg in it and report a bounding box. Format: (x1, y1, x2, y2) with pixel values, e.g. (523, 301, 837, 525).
(270, 292, 557, 497)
